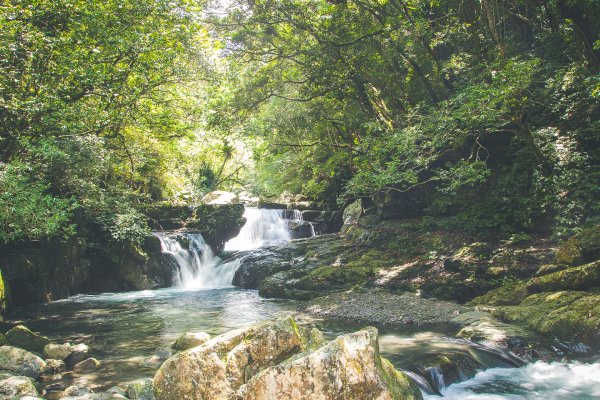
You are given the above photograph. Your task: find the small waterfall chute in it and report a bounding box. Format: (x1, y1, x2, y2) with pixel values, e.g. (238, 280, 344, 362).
(155, 232, 241, 289)
(224, 208, 292, 251)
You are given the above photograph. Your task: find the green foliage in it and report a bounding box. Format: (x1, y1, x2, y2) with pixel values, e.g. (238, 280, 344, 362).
(0, 0, 212, 244)
(208, 0, 599, 236)
(0, 161, 74, 242)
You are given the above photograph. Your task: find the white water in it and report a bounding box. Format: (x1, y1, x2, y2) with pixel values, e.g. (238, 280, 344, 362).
(224, 208, 291, 251)
(155, 207, 316, 289)
(423, 360, 600, 399)
(155, 233, 241, 289)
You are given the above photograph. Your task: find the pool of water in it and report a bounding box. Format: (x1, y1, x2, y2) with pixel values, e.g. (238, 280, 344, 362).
(6, 288, 297, 390)
(5, 287, 600, 399)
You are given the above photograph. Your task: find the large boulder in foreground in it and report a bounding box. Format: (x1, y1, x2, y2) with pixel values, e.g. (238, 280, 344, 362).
(241, 327, 421, 400)
(153, 318, 421, 400)
(0, 346, 47, 378)
(153, 317, 305, 400)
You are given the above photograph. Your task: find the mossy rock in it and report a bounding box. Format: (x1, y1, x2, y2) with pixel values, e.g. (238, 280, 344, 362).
(526, 260, 600, 294)
(471, 280, 529, 306)
(5, 325, 50, 353)
(296, 249, 391, 292)
(420, 278, 494, 303)
(494, 291, 600, 346)
(299, 263, 376, 291)
(555, 225, 600, 266)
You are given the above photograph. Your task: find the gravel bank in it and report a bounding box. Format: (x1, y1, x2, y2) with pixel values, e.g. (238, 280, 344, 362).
(300, 290, 473, 326)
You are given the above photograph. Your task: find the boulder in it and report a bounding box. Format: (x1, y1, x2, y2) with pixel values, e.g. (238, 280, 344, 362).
(153, 317, 305, 400)
(0, 375, 39, 399)
(0, 334, 7, 346)
(555, 225, 600, 266)
(63, 385, 93, 396)
(171, 332, 211, 351)
(493, 291, 600, 346)
(241, 327, 421, 400)
(5, 325, 50, 353)
(185, 204, 246, 253)
(287, 221, 315, 239)
(342, 199, 364, 227)
(526, 260, 600, 294)
(44, 358, 66, 373)
(0, 346, 47, 378)
(73, 357, 100, 373)
(66, 343, 90, 366)
(43, 343, 73, 360)
(126, 378, 155, 400)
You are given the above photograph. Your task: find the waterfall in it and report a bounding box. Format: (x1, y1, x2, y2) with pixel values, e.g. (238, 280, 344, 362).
(155, 233, 241, 289)
(224, 208, 291, 251)
(155, 207, 316, 289)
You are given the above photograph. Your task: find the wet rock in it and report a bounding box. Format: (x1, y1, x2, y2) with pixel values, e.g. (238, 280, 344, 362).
(0, 334, 7, 346)
(287, 220, 314, 239)
(171, 332, 210, 351)
(72, 358, 100, 373)
(286, 201, 319, 211)
(5, 325, 50, 353)
(0, 345, 47, 378)
(241, 327, 422, 400)
(0, 375, 39, 399)
(66, 343, 90, 366)
(555, 225, 600, 266)
(63, 385, 93, 397)
(45, 382, 67, 391)
(126, 378, 155, 400)
(143, 350, 172, 368)
(185, 204, 246, 253)
(106, 386, 126, 396)
(44, 358, 67, 373)
(153, 317, 305, 400)
(44, 343, 73, 360)
(62, 371, 79, 379)
(454, 311, 535, 348)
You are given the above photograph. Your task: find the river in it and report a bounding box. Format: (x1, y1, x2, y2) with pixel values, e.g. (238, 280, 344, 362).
(5, 208, 600, 399)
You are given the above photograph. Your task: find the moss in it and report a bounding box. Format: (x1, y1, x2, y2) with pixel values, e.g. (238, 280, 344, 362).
(526, 260, 600, 294)
(471, 280, 529, 306)
(421, 278, 494, 303)
(300, 263, 375, 290)
(494, 291, 600, 346)
(555, 225, 600, 266)
(0, 269, 6, 316)
(380, 357, 423, 400)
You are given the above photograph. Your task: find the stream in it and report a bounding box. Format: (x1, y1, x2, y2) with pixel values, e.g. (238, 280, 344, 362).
(5, 208, 600, 399)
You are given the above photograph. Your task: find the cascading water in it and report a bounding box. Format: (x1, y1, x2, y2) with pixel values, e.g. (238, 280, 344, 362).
(155, 233, 241, 289)
(224, 208, 292, 251)
(155, 207, 317, 289)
